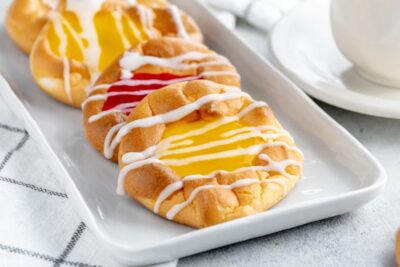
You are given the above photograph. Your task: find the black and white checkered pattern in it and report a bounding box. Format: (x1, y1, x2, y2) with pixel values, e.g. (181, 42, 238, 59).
(0, 89, 177, 267)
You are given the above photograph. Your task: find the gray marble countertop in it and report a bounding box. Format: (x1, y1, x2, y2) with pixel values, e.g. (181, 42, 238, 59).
(179, 21, 400, 267)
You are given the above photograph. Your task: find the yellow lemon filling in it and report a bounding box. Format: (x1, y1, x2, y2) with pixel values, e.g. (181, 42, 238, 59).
(157, 118, 268, 177)
(46, 8, 149, 73)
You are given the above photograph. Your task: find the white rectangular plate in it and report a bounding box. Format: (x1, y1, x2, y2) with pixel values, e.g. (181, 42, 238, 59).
(0, 0, 386, 265)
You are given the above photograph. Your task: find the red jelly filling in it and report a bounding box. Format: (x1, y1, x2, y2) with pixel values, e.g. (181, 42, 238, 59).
(102, 73, 201, 114)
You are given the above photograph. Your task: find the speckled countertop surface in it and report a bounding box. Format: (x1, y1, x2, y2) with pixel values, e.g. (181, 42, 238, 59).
(178, 21, 400, 267)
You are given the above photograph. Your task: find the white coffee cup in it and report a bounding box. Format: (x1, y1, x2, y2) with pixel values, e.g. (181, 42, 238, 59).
(331, 0, 400, 87)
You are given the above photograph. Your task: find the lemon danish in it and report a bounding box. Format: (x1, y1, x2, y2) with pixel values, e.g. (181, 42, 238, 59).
(29, 0, 161, 107)
(25, 0, 203, 107)
(117, 80, 303, 228)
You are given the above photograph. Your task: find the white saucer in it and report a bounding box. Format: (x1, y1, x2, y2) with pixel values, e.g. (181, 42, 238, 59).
(269, 0, 400, 119)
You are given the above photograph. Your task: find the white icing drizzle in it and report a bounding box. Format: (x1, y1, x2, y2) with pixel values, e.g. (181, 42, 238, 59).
(60, 17, 86, 52)
(237, 101, 267, 117)
(103, 122, 126, 159)
(87, 75, 204, 96)
(126, 0, 137, 6)
(121, 69, 134, 80)
(168, 4, 190, 40)
(258, 153, 301, 175)
(119, 52, 231, 73)
(65, 0, 102, 75)
(126, 17, 144, 47)
(117, 158, 163, 194)
(223, 86, 242, 93)
(86, 84, 110, 95)
(162, 119, 237, 148)
(88, 109, 126, 123)
(182, 166, 284, 183)
(159, 118, 242, 149)
(81, 94, 107, 109)
(66, 0, 104, 12)
(113, 12, 131, 49)
(158, 132, 289, 158)
(122, 145, 157, 163)
(221, 125, 289, 138)
(86, 67, 237, 97)
(137, 4, 157, 37)
(62, 58, 72, 103)
(51, 14, 74, 104)
(161, 142, 292, 167)
(112, 101, 140, 111)
(107, 90, 155, 97)
(166, 177, 288, 220)
(106, 92, 250, 159)
(153, 181, 183, 213)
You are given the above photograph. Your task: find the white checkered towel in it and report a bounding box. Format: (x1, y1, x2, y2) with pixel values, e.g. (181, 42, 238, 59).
(0, 84, 177, 267)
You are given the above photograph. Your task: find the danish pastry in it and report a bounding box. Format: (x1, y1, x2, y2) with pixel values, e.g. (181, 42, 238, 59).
(115, 80, 303, 228)
(82, 37, 240, 162)
(27, 0, 202, 107)
(6, 0, 201, 54)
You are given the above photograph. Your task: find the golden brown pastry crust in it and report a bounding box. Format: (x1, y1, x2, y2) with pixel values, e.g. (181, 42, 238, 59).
(83, 37, 240, 162)
(118, 80, 303, 228)
(6, 0, 54, 54)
